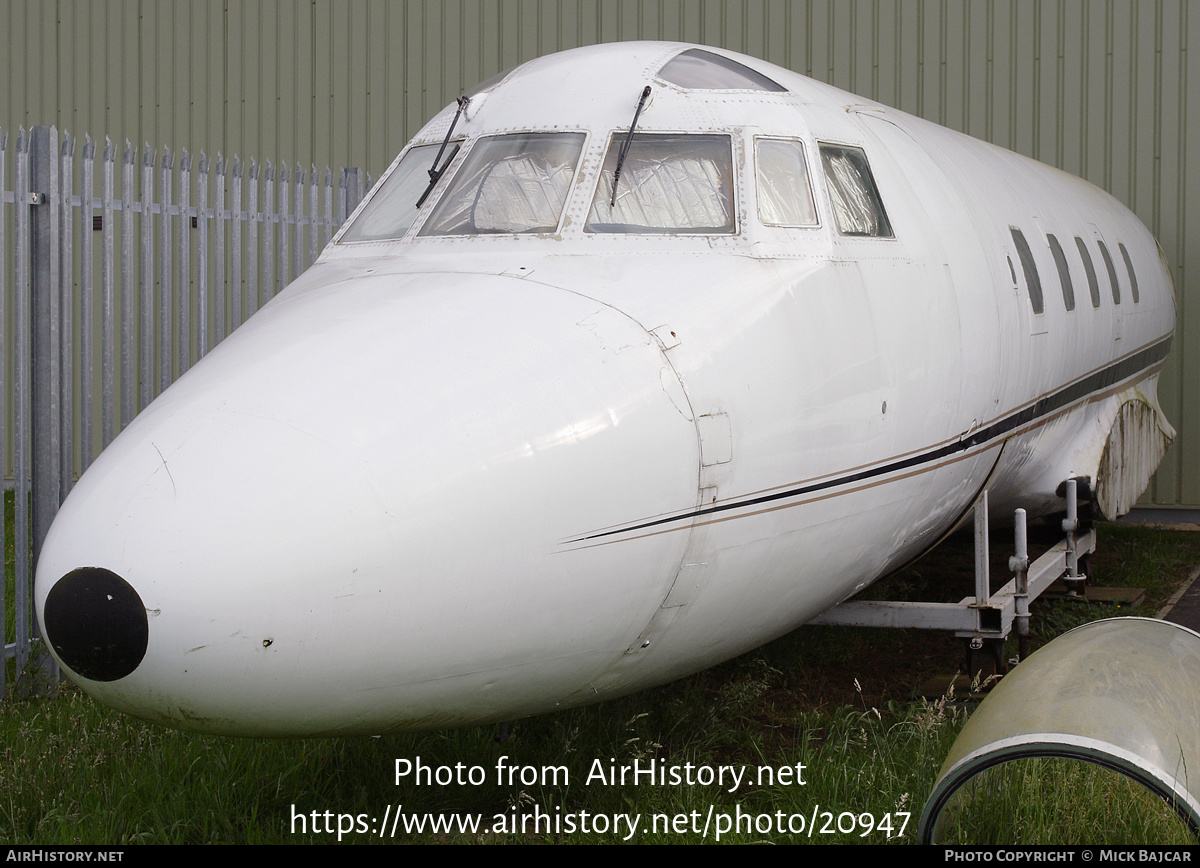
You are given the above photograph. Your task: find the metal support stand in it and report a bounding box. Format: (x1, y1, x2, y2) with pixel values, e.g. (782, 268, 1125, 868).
(1062, 478, 1086, 596)
(1009, 508, 1031, 662)
(973, 489, 991, 618)
(810, 480, 1097, 662)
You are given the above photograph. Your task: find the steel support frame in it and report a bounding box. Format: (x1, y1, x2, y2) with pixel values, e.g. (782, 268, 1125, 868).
(809, 484, 1097, 647)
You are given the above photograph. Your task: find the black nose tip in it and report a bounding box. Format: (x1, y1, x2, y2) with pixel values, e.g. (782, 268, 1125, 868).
(43, 567, 148, 682)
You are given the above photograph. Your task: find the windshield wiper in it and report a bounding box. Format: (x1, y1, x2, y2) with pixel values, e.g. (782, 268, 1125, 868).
(611, 86, 652, 207)
(416, 95, 469, 208)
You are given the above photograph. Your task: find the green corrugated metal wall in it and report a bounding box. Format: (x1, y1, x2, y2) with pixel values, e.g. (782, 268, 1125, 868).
(2, 0, 1197, 507)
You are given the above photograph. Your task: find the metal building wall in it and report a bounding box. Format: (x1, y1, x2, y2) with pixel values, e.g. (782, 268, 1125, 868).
(1, 0, 1196, 507)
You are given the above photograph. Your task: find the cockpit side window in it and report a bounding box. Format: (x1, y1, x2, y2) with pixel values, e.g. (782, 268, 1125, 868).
(586, 134, 734, 234)
(339, 143, 445, 242)
(755, 139, 818, 227)
(818, 144, 893, 237)
(419, 132, 586, 236)
(658, 48, 788, 92)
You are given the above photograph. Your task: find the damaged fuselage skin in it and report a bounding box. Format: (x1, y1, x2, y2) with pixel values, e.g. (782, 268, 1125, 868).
(36, 43, 1174, 735)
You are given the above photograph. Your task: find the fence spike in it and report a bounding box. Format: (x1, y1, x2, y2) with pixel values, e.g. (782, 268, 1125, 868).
(216, 151, 225, 175)
(265, 159, 273, 181)
(198, 149, 209, 174)
(180, 148, 191, 172)
(143, 142, 154, 167)
(83, 133, 95, 160)
(161, 145, 173, 170)
(123, 139, 134, 165)
(103, 136, 113, 162)
(232, 155, 242, 178)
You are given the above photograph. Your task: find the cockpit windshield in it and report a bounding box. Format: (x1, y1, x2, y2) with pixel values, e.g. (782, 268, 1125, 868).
(344, 129, 740, 242)
(338, 144, 443, 242)
(586, 133, 734, 234)
(419, 132, 585, 236)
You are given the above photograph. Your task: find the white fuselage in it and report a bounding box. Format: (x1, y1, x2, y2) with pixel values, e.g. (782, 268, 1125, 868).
(34, 43, 1174, 735)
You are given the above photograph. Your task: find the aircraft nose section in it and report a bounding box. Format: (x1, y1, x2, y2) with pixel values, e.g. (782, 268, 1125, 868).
(42, 567, 148, 682)
(32, 269, 702, 734)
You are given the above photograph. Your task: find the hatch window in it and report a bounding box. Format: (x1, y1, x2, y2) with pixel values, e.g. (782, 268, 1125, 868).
(1075, 237, 1101, 308)
(658, 48, 787, 92)
(586, 134, 734, 234)
(339, 144, 446, 242)
(420, 132, 586, 236)
(819, 144, 893, 237)
(756, 139, 818, 227)
(1010, 227, 1045, 315)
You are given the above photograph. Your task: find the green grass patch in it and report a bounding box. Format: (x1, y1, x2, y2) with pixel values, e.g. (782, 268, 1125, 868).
(1, 667, 958, 844)
(934, 758, 1195, 845)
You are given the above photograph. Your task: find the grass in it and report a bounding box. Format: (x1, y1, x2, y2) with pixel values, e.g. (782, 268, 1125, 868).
(2, 521, 1199, 844)
(1, 664, 956, 844)
(933, 758, 1195, 845)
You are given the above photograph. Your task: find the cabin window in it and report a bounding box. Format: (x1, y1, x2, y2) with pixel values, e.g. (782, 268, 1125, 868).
(819, 144, 893, 237)
(1119, 243, 1141, 303)
(755, 139, 818, 227)
(1075, 237, 1101, 308)
(1048, 234, 1076, 311)
(420, 132, 586, 236)
(1010, 228, 1045, 315)
(658, 48, 787, 92)
(339, 143, 445, 242)
(586, 134, 735, 234)
(1098, 240, 1121, 304)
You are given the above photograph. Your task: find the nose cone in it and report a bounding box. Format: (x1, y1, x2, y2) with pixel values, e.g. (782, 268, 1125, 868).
(43, 567, 148, 681)
(34, 269, 700, 734)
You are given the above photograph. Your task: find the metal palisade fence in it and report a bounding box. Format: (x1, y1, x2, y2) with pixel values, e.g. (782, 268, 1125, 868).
(1, 125, 371, 697)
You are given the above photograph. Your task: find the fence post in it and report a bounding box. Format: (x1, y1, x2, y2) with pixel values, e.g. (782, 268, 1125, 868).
(30, 126, 61, 566)
(340, 167, 363, 225)
(27, 125, 62, 692)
